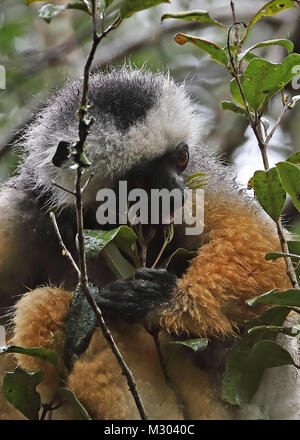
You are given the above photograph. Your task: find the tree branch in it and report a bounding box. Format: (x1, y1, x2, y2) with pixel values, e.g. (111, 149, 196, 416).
(51, 0, 148, 420)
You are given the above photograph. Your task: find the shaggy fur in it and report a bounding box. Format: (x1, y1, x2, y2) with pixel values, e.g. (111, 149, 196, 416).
(0, 68, 294, 419)
(12, 287, 232, 420)
(20, 68, 200, 208)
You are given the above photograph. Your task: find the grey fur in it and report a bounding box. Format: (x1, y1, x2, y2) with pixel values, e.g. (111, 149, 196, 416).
(0, 67, 267, 311)
(19, 67, 200, 209)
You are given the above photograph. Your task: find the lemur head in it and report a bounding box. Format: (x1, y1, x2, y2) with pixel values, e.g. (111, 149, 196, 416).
(21, 68, 200, 210)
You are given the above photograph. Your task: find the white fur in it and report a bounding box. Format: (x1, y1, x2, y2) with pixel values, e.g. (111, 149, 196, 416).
(20, 70, 200, 209)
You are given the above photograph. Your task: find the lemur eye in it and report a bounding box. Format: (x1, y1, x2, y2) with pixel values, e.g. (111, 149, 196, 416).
(176, 148, 189, 171)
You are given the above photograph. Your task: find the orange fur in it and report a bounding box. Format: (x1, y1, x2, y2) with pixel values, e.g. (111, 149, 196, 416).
(13, 287, 72, 402)
(160, 204, 290, 337)
(10, 199, 291, 420)
(12, 287, 232, 419)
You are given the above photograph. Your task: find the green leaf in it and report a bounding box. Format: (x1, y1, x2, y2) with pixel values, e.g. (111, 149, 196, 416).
(54, 388, 92, 420)
(79, 151, 91, 168)
(161, 10, 227, 29)
(166, 338, 208, 352)
(104, 0, 114, 8)
(265, 251, 300, 261)
(0, 346, 57, 367)
(120, 0, 170, 18)
(220, 101, 248, 117)
(288, 240, 300, 280)
(238, 39, 294, 63)
(66, 2, 91, 14)
(101, 242, 136, 279)
(222, 306, 291, 405)
(248, 176, 254, 189)
(288, 240, 300, 255)
(242, 54, 300, 111)
(39, 4, 66, 23)
(247, 340, 296, 369)
(286, 151, 300, 164)
(276, 161, 300, 212)
(236, 340, 297, 404)
(230, 78, 245, 108)
(243, 52, 263, 63)
(247, 288, 300, 307)
(63, 284, 99, 371)
(84, 226, 137, 261)
(174, 33, 228, 67)
(253, 168, 286, 221)
(248, 325, 300, 338)
(3, 367, 43, 420)
(242, 0, 298, 42)
(25, 0, 50, 5)
(185, 172, 207, 184)
(226, 45, 262, 64)
(83, 227, 139, 274)
(185, 172, 209, 189)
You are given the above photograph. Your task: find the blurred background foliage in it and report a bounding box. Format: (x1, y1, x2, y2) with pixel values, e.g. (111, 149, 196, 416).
(0, 0, 300, 230)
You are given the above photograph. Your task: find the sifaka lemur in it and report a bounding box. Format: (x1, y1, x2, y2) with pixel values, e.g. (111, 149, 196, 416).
(0, 68, 295, 419)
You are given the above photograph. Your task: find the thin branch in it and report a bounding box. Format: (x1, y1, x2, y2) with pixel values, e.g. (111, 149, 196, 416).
(226, 22, 299, 289)
(276, 220, 300, 289)
(80, 282, 148, 419)
(265, 103, 289, 146)
(50, 212, 81, 278)
(145, 326, 190, 420)
(230, 1, 242, 53)
(51, 181, 76, 197)
(65, 0, 148, 420)
(81, 172, 94, 193)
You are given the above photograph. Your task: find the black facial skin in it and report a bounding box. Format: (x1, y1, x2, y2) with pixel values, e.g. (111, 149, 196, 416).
(96, 143, 189, 324)
(127, 142, 188, 194)
(121, 142, 189, 223)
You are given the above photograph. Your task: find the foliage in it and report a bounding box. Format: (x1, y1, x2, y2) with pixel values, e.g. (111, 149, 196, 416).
(168, 0, 300, 408)
(222, 306, 295, 405)
(3, 367, 43, 420)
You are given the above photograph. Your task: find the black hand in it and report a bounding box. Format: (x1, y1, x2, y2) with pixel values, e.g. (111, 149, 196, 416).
(96, 268, 177, 323)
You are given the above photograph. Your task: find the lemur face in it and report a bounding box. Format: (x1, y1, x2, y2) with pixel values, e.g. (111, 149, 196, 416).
(22, 69, 200, 211)
(126, 143, 189, 192)
(110, 142, 189, 225)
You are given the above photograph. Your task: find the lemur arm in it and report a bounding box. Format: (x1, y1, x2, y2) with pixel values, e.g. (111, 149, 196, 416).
(94, 202, 290, 338)
(159, 205, 290, 337)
